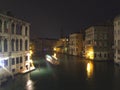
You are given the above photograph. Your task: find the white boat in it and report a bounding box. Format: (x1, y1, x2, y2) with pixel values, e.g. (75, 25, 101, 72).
(45, 54, 60, 65)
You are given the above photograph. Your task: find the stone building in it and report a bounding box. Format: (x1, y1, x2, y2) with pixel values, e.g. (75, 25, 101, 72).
(69, 33, 83, 56)
(85, 25, 114, 60)
(114, 15, 120, 64)
(53, 37, 69, 54)
(0, 13, 34, 84)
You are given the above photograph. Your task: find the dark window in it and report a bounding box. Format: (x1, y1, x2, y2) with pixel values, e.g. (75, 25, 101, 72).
(16, 57, 19, 64)
(99, 53, 101, 57)
(16, 24, 19, 34)
(20, 25, 22, 35)
(12, 58, 15, 65)
(104, 54, 106, 57)
(4, 39, 8, 52)
(4, 21, 8, 33)
(20, 57, 23, 63)
(25, 27, 28, 36)
(118, 50, 120, 54)
(16, 39, 18, 51)
(94, 53, 96, 58)
(25, 40, 28, 50)
(11, 23, 14, 34)
(25, 56, 28, 61)
(20, 39, 22, 51)
(12, 69, 15, 72)
(108, 54, 109, 58)
(11, 39, 14, 51)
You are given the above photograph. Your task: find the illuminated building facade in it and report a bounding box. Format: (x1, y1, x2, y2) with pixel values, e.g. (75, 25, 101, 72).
(85, 25, 114, 60)
(114, 16, 120, 64)
(0, 13, 33, 84)
(69, 33, 83, 56)
(53, 37, 69, 54)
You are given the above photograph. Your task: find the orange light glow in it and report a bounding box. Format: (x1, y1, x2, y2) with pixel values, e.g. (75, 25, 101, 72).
(87, 62, 94, 78)
(86, 47, 94, 60)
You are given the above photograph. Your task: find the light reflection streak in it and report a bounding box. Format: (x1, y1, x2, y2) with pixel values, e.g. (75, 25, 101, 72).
(86, 61, 94, 78)
(26, 74, 34, 90)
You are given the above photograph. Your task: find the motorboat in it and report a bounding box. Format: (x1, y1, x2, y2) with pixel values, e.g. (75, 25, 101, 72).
(45, 53, 60, 65)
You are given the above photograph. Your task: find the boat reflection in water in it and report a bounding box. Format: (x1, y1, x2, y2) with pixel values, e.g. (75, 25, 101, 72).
(45, 53, 60, 65)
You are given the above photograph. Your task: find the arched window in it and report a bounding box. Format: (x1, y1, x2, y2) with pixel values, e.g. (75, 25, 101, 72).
(4, 21, 8, 33)
(11, 39, 15, 51)
(16, 24, 21, 35)
(12, 58, 15, 65)
(25, 40, 28, 50)
(20, 39, 22, 51)
(20, 25, 22, 35)
(16, 24, 19, 34)
(0, 19, 2, 32)
(16, 57, 19, 64)
(25, 26, 28, 36)
(11, 23, 14, 34)
(4, 39, 8, 52)
(16, 39, 18, 51)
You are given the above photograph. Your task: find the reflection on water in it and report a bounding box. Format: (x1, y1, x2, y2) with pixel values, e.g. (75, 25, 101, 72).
(26, 79, 34, 90)
(26, 74, 34, 90)
(1, 54, 120, 90)
(86, 61, 94, 78)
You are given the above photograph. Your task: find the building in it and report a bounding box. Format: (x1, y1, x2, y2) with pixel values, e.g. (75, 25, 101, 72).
(30, 37, 57, 55)
(85, 25, 114, 61)
(53, 37, 69, 54)
(114, 15, 120, 64)
(0, 13, 35, 85)
(69, 33, 83, 56)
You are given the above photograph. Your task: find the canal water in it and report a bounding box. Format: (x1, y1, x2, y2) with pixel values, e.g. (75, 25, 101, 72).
(1, 53, 120, 90)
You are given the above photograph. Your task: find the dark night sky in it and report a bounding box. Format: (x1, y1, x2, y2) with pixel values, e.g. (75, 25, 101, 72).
(0, 0, 120, 39)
